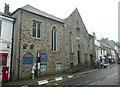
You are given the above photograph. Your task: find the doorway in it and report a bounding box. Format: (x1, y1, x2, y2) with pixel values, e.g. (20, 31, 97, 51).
(90, 54, 94, 66)
(77, 45, 80, 64)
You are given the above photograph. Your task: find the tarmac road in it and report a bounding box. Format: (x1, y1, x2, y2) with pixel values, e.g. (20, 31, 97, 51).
(60, 64, 118, 86)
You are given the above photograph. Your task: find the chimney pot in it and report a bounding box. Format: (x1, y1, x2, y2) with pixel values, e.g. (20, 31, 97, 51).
(4, 3, 10, 16)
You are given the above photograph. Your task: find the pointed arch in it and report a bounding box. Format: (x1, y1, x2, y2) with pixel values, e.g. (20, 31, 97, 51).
(51, 26, 58, 51)
(69, 31, 74, 53)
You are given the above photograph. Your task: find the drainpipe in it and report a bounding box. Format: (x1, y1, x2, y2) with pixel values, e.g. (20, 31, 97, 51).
(10, 18, 16, 81)
(18, 10, 22, 79)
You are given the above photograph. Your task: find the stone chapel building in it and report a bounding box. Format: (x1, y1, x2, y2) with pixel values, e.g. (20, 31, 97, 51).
(11, 4, 95, 80)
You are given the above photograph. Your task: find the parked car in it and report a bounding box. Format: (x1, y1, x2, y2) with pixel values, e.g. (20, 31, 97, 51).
(117, 58, 120, 64)
(100, 56, 109, 68)
(118, 60, 120, 64)
(100, 63, 109, 68)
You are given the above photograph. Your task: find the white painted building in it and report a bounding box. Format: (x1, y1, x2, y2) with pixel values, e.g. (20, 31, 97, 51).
(0, 10, 14, 81)
(95, 40, 101, 61)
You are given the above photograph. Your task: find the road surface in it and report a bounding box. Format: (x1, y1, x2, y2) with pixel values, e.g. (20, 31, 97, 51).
(60, 64, 118, 86)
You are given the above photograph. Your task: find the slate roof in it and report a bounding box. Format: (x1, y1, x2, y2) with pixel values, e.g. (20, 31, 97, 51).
(21, 4, 63, 23)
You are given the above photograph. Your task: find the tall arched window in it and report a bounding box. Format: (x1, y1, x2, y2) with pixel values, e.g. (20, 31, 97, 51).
(76, 20, 79, 27)
(52, 26, 58, 51)
(69, 31, 74, 53)
(32, 20, 42, 38)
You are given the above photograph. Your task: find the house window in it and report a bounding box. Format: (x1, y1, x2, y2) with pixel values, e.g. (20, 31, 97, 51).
(30, 44, 35, 50)
(69, 31, 74, 53)
(55, 63, 62, 71)
(0, 20, 2, 37)
(40, 64, 47, 72)
(32, 20, 42, 38)
(52, 26, 58, 51)
(23, 43, 28, 50)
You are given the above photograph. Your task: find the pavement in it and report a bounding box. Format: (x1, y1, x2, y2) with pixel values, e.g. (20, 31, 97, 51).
(2, 64, 117, 87)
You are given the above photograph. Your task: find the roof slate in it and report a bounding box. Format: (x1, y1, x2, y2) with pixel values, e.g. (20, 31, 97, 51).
(21, 4, 63, 23)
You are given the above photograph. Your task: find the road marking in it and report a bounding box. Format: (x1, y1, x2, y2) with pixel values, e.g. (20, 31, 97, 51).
(77, 84, 81, 85)
(55, 77, 63, 81)
(85, 80, 90, 83)
(21, 85, 28, 87)
(76, 76, 80, 78)
(106, 73, 118, 78)
(73, 75, 85, 79)
(38, 80, 48, 85)
(89, 80, 100, 85)
(95, 76, 101, 79)
(68, 75, 73, 78)
(81, 75, 85, 77)
(88, 73, 118, 86)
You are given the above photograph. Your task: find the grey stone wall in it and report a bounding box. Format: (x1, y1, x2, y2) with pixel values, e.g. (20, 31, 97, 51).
(63, 8, 91, 67)
(11, 8, 96, 80)
(12, 10, 65, 79)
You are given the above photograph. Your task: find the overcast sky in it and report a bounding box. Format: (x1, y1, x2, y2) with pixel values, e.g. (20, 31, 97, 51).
(0, 0, 119, 42)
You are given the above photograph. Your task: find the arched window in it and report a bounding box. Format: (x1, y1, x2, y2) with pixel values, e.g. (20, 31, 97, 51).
(76, 20, 80, 31)
(76, 20, 79, 27)
(52, 26, 58, 51)
(30, 44, 35, 50)
(69, 31, 74, 53)
(32, 21, 36, 37)
(23, 43, 28, 50)
(32, 20, 42, 38)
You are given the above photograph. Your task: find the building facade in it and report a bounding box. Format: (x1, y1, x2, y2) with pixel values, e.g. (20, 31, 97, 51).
(11, 5, 95, 80)
(0, 5, 14, 80)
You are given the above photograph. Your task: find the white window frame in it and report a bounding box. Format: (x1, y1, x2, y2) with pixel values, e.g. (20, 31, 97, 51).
(55, 63, 62, 71)
(32, 20, 42, 38)
(40, 64, 47, 72)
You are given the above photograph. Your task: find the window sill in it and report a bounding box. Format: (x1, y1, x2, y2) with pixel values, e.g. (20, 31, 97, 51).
(32, 37, 42, 40)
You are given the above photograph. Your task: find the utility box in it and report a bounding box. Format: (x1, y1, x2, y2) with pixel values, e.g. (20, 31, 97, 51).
(2, 66, 9, 81)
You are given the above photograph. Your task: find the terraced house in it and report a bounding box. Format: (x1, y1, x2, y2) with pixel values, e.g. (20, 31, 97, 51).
(11, 4, 95, 80)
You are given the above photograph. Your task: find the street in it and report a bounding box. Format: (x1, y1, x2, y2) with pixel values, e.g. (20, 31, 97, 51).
(59, 64, 118, 86)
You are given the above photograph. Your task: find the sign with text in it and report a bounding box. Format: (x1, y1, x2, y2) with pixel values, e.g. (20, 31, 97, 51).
(37, 53, 48, 62)
(23, 56, 33, 64)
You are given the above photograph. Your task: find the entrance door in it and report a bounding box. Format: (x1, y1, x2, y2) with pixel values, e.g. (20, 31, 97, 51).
(90, 54, 94, 66)
(77, 45, 80, 64)
(77, 50, 80, 64)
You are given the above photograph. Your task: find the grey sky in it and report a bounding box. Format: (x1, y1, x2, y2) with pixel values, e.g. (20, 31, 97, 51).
(0, 0, 118, 42)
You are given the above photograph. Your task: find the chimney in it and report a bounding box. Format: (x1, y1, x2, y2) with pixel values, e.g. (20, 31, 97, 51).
(4, 3, 10, 16)
(93, 32, 96, 40)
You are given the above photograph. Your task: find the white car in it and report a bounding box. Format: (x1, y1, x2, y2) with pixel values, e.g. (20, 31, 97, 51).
(101, 63, 109, 68)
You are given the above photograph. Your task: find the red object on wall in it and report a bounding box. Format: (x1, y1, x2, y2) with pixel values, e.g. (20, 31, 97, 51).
(2, 66, 9, 81)
(0, 53, 8, 56)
